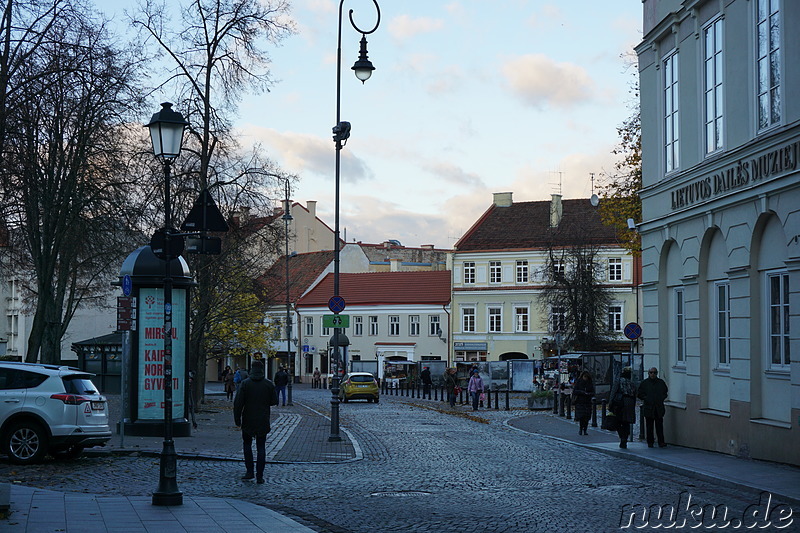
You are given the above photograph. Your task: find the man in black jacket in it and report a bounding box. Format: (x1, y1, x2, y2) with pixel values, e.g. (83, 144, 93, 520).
(234, 360, 278, 483)
(637, 367, 669, 448)
(420, 366, 432, 398)
(274, 366, 290, 407)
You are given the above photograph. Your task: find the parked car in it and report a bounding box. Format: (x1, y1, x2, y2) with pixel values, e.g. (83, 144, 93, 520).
(0, 361, 112, 464)
(339, 372, 379, 403)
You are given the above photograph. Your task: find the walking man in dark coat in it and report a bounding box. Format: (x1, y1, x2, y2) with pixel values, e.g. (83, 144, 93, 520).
(234, 360, 278, 483)
(274, 366, 289, 406)
(420, 366, 432, 398)
(637, 367, 669, 448)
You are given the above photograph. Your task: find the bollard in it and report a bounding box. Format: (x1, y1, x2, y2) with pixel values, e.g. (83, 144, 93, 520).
(411, 383, 416, 399)
(495, 389, 500, 410)
(553, 390, 559, 414)
(591, 397, 598, 427)
(505, 388, 510, 411)
(323, 377, 327, 390)
(487, 387, 492, 409)
(559, 393, 566, 417)
(566, 395, 572, 420)
(601, 399, 607, 428)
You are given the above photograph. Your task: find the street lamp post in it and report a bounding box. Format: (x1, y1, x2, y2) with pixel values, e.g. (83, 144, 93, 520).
(330, 0, 380, 442)
(282, 179, 294, 406)
(147, 102, 188, 507)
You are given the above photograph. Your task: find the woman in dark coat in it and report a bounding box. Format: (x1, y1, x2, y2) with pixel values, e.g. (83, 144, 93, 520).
(572, 371, 595, 435)
(611, 367, 637, 448)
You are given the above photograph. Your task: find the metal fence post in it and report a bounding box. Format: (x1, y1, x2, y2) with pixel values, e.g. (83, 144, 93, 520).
(504, 388, 510, 411)
(566, 395, 572, 420)
(601, 399, 607, 428)
(553, 390, 559, 414)
(591, 397, 598, 427)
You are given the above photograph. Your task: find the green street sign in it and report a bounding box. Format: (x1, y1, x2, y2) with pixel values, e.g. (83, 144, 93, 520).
(323, 314, 349, 328)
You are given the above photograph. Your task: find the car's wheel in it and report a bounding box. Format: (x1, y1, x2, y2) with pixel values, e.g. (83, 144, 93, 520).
(53, 445, 84, 460)
(5, 421, 49, 464)
(343, 396, 349, 403)
(374, 397, 379, 404)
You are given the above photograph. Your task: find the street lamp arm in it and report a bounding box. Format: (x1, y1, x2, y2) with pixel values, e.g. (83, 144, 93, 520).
(347, 1, 380, 35)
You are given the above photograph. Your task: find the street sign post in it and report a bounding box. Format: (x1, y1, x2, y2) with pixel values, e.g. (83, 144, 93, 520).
(323, 314, 350, 328)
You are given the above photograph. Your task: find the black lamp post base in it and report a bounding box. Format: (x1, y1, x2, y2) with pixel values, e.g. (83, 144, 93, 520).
(152, 440, 183, 506)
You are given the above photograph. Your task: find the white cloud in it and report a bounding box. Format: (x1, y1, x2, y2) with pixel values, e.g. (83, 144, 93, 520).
(424, 161, 485, 189)
(388, 15, 444, 41)
(502, 54, 595, 109)
(240, 126, 373, 183)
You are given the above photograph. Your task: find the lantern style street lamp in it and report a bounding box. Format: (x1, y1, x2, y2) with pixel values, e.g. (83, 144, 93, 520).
(147, 102, 188, 507)
(330, 0, 380, 442)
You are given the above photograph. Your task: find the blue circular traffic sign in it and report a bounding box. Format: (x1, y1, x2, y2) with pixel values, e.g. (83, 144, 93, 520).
(624, 322, 642, 340)
(328, 296, 346, 313)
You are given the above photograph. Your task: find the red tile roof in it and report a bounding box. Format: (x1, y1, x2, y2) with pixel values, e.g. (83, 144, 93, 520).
(455, 198, 618, 252)
(296, 271, 451, 308)
(257, 251, 333, 303)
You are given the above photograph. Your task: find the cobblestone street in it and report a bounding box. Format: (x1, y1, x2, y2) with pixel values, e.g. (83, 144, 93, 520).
(1, 386, 790, 532)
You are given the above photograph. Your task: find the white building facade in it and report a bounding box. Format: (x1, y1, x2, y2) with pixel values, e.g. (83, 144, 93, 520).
(637, 0, 799, 465)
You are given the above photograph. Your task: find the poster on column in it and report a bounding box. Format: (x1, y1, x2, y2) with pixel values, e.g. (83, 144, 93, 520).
(137, 287, 186, 420)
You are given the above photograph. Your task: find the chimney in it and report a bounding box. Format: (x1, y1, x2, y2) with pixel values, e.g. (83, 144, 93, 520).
(493, 192, 513, 207)
(421, 244, 434, 250)
(390, 258, 402, 271)
(550, 194, 563, 227)
(306, 200, 317, 218)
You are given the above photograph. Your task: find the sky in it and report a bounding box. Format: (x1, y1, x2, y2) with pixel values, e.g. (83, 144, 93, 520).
(107, 1, 643, 249)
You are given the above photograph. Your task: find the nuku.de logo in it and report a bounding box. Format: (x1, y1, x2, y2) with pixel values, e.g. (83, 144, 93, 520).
(619, 491, 794, 529)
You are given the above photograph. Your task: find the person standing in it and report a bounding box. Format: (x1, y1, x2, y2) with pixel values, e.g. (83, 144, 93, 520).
(273, 366, 289, 406)
(572, 371, 595, 435)
(468, 371, 484, 411)
(420, 366, 432, 398)
(637, 367, 669, 448)
(312, 367, 322, 389)
(233, 360, 278, 484)
(223, 367, 235, 401)
(443, 367, 458, 408)
(610, 367, 637, 449)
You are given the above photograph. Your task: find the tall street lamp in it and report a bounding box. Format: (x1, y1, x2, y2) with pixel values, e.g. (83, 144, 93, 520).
(330, 0, 380, 442)
(282, 179, 294, 406)
(147, 102, 188, 507)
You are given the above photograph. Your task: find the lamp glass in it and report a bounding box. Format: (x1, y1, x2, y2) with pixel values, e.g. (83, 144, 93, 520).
(354, 67, 372, 82)
(149, 122, 184, 159)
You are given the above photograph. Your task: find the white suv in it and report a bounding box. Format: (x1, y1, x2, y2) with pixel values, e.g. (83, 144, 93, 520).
(0, 361, 112, 464)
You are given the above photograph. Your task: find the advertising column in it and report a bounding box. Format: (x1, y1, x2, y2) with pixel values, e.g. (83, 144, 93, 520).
(137, 287, 186, 420)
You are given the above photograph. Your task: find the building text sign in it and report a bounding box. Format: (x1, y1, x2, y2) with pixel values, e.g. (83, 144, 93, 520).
(137, 288, 186, 420)
(671, 139, 800, 210)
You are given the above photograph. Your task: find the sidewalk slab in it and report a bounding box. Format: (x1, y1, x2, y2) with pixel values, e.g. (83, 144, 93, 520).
(507, 412, 800, 507)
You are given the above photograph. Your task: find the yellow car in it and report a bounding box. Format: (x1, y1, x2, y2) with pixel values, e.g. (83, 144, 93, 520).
(339, 372, 379, 403)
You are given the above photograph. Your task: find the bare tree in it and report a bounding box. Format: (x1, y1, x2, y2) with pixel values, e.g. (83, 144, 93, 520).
(1, 4, 148, 363)
(129, 0, 296, 395)
(538, 241, 613, 352)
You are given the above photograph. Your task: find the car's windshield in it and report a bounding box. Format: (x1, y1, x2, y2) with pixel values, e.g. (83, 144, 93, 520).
(350, 375, 374, 383)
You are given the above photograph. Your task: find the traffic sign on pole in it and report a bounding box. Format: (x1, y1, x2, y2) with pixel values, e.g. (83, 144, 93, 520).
(328, 296, 346, 313)
(323, 314, 349, 328)
(624, 322, 642, 340)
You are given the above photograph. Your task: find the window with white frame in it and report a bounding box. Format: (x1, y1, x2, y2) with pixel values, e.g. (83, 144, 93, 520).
(429, 315, 440, 336)
(716, 282, 730, 367)
(767, 272, 790, 369)
(552, 259, 565, 279)
(304, 316, 314, 336)
(462, 307, 476, 332)
(389, 315, 400, 336)
(463, 262, 476, 284)
(369, 316, 378, 336)
(757, 0, 781, 130)
(608, 258, 622, 282)
(608, 305, 623, 332)
(322, 319, 330, 336)
(705, 17, 724, 153)
(489, 261, 502, 284)
(514, 306, 529, 332)
(516, 260, 529, 283)
(550, 306, 566, 333)
(664, 51, 679, 173)
(488, 306, 502, 333)
(409, 315, 420, 336)
(354, 316, 363, 336)
(675, 288, 686, 364)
